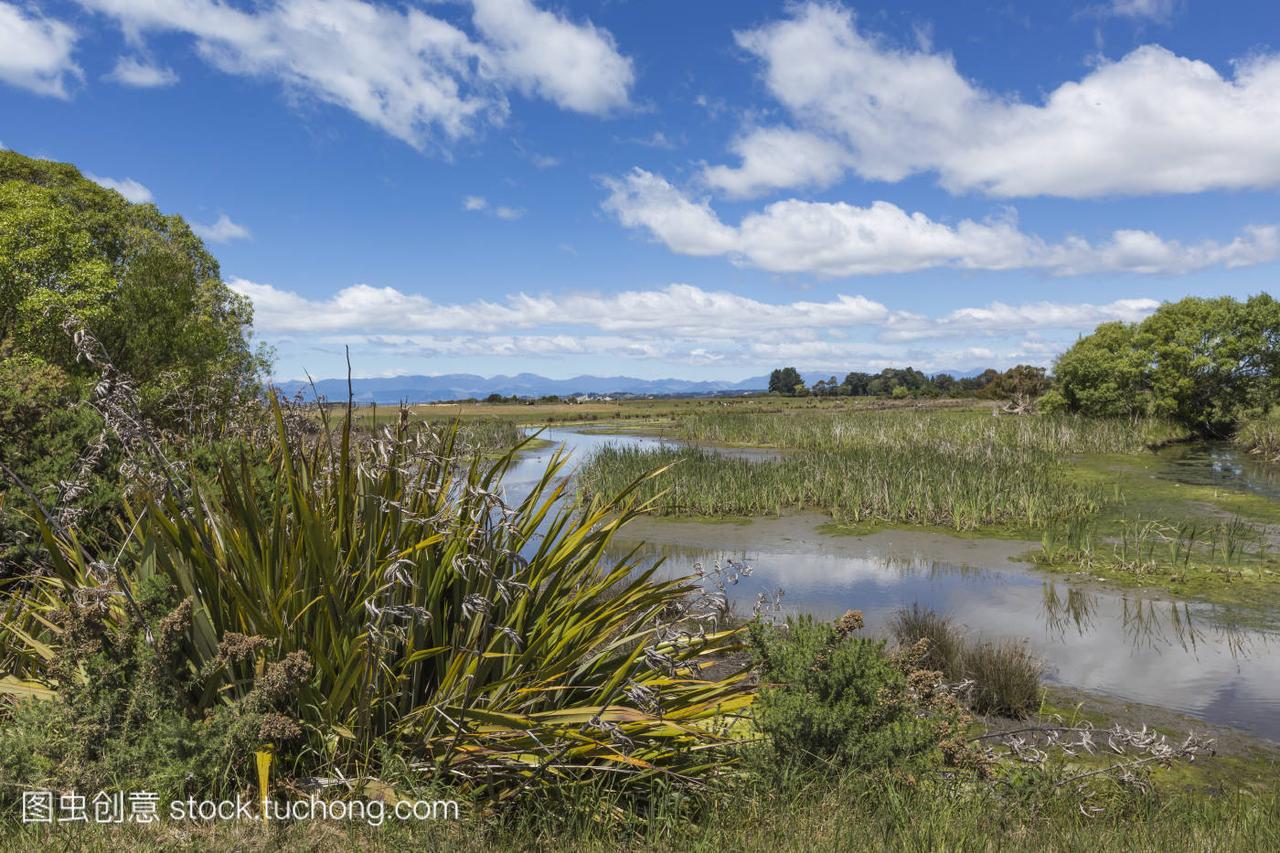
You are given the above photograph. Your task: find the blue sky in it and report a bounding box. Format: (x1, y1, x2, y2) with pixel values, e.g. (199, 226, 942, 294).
(3, 0, 1278, 381)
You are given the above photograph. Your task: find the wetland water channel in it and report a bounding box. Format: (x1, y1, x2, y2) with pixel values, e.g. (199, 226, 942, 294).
(505, 427, 1280, 742)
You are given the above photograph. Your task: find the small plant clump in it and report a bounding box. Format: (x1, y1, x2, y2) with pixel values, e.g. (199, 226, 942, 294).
(890, 605, 1044, 719)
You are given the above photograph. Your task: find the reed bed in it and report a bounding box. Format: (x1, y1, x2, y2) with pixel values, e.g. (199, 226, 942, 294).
(1236, 410, 1280, 463)
(578, 439, 1106, 531)
(677, 410, 1187, 455)
(1038, 515, 1273, 576)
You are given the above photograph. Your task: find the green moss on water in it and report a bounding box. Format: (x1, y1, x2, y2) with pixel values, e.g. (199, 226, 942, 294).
(1072, 453, 1280, 526)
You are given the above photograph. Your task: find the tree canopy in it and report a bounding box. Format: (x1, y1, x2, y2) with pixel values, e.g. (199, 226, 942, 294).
(768, 367, 805, 396)
(1044, 295, 1280, 433)
(1, 151, 269, 571)
(0, 150, 265, 420)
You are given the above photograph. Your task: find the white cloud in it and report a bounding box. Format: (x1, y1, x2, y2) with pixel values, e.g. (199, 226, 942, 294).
(603, 169, 1280, 277)
(0, 2, 81, 98)
(600, 169, 739, 257)
(470, 0, 633, 115)
(193, 214, 251, 243)
(230, 279, 890, 336)
(85, 173, 153, 203)
(235, 277, 1170, 371)
(703, 127, 851, 198)
(1104, 0, 1177, 22)
(463, 195, 523, 220)
(882, 299, 1160, 342)
(106, 55, 179, 87)
(79, 0, 634, 149)
(710, 2, 1280, 198)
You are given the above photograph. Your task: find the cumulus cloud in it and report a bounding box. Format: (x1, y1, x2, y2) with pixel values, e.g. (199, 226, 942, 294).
(231, 277, 1163, 371)
(470, 0, 633, 115)
(230, 279, 891, 336)
(882, 299, 1160, 342)
(106, 55, 179, 87)
(85, 173, 153, 203)
(463, 195, 489, 211)
(0, 2, 81, 97)
(193, 214, 251, 243)
(707, 2, 1280, 198)
(603, 169, 1280, 277)
(77, 0, 633, 148)
(236, 275, 1183, 376)
(703, 127, 852, 198)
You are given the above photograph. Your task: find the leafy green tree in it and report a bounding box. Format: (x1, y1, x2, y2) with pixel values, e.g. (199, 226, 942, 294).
(1048, 295, 1280, 432)
(1047, 322, 1152, 418)
(0, 151, 266, 424)
(993, 365, 1050, 412)
(0, 151, 270, 574)
(961, 369, 1001, 395)
(1137, 295, 1280, 432)
(768, 367, 805, 396)
(842, 371, 872, 396)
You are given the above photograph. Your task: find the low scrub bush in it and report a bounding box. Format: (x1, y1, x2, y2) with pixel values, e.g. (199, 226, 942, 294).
(747, 611, 984, 773)
(1236, 409, 1280, 463)
(890, 604, 963, 675)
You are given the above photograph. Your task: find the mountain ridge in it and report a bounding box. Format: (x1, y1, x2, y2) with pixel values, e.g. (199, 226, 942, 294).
(275, 368, 993, 404)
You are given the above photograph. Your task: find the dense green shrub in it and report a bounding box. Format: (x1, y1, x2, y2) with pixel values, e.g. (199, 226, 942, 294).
(0, 355, 119, 574)
(2, 403, 751, 804)
(747, 612, 977, 770)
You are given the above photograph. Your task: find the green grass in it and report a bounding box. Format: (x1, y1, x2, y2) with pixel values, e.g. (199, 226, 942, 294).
(5, 761, 1277, 852)
(582, 407, 1280, 604)
(1029, 454, 1280, 609)
(576, 413, 1124, 531)
(675, 409, 1189, 455)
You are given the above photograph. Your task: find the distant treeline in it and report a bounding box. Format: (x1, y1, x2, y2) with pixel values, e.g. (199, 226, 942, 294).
(767, 365, 1024, 399)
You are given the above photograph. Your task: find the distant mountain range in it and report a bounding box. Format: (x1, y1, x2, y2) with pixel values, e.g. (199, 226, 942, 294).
(276, 368, 993, 405)
(275, 373, 769, 404)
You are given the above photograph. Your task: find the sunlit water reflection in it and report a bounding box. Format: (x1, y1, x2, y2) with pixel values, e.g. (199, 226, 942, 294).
(506, 428, 1280, 741)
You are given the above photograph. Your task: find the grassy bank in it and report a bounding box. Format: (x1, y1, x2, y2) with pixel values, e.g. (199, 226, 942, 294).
(675, 409, 1189, 455)
(5, 767, 1278, 852)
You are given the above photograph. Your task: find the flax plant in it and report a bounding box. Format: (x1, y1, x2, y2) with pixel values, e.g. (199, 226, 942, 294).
(1, 397, 752, 798)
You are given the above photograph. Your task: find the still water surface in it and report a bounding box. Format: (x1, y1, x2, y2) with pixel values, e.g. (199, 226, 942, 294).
(506, 428, 1280, 741)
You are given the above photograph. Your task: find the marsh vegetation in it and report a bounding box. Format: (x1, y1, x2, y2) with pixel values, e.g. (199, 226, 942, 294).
(3, 151, 1279, 848)
(578, 410, 1189, 531)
